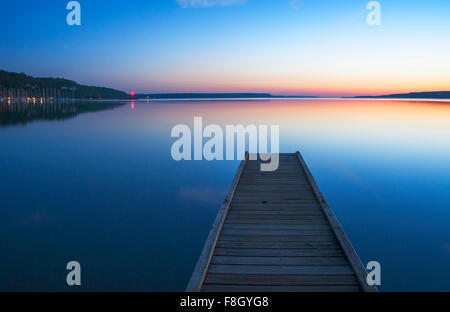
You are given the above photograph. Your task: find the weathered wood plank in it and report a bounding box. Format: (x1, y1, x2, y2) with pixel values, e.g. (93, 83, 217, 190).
(230, 203, 321, 209)
(236, 190, 316, 195)
(213, 248, 345, 257)
(216, 241, 341, 249)
(204, 274, 359, 286)
(221, 228, 333, 236)
(243, 167, 304, 171)
(222, 224, 331, 230)
(229, 207, 322, 212)
(208, 265, 355, 275)
(238, 184, 311, 188)
(239, 179, 311, 183)
(241, 172, 306, 176)
(202, 285, 361, 292)
(234, 192, 316, 196)
(226, 215, 328, 220)
(227, 211, 323, 216)
(233, 197, 318, 201)
(225, 219, 330, 225)
(211, 256, 349, 266)
(219, 234, 337, 242)
(232, 199, 319, 203)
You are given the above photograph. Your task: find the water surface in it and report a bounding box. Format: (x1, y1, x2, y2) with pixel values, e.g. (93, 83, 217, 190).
(1, 99, 449, 291)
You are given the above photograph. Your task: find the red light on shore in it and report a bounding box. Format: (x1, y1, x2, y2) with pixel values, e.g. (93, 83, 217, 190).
(130, 91, 135, 97)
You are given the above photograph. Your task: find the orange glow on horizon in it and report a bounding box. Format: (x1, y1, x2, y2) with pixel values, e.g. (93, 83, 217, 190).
(143, 64, 450, 97)
(117, 98, 450, 159)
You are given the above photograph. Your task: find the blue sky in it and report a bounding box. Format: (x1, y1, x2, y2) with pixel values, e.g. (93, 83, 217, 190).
(1, 0, 450, 96)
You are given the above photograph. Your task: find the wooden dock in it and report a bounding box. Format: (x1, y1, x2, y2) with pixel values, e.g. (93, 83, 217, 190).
(187, 152, 377, 292)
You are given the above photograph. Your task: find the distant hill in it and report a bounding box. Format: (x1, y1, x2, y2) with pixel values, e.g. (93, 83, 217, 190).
(0, 70, 129, 99)
(355, 91, 450, 99)
(137, 93, 317, 99)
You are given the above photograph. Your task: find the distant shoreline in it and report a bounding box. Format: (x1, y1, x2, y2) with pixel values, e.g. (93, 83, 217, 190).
(136, 91, 450, 100)
(2, 70, 449, 100)
(140, 97, 450, 102)
(3, 97, 450, 103)
(353, 91, 450, 99)
(135, 93, 318, 99)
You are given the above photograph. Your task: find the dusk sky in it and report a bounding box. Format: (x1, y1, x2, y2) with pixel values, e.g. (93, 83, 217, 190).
(1, 0, 450, 96)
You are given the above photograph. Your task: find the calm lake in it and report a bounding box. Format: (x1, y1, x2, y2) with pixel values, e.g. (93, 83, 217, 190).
(1, 99, 449, 291)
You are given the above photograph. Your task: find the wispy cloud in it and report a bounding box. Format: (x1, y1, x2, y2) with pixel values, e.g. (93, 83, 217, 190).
(289, 0, 302, 10)
(176, 0, 245, 8)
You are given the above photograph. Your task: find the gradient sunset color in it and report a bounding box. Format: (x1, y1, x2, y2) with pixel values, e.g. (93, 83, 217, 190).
(140, 99, 450, 150)
(1, 0, 449, 96)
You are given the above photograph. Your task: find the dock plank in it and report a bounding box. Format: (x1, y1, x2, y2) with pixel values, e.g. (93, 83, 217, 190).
(211, 256, 349, 266)
(208, 264, 355, 275)
(204, 274, 359, 286)
(202, 285, 361, 292)
(214, 248, 344, 257)
(213, 248, 345, 257)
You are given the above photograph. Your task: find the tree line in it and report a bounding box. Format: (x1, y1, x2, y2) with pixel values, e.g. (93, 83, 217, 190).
(0, 70, 129, 100)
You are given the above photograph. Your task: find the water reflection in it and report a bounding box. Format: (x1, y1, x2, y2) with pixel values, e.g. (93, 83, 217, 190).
(0, 101, 126, 127)
(0, 99, 449, 291)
